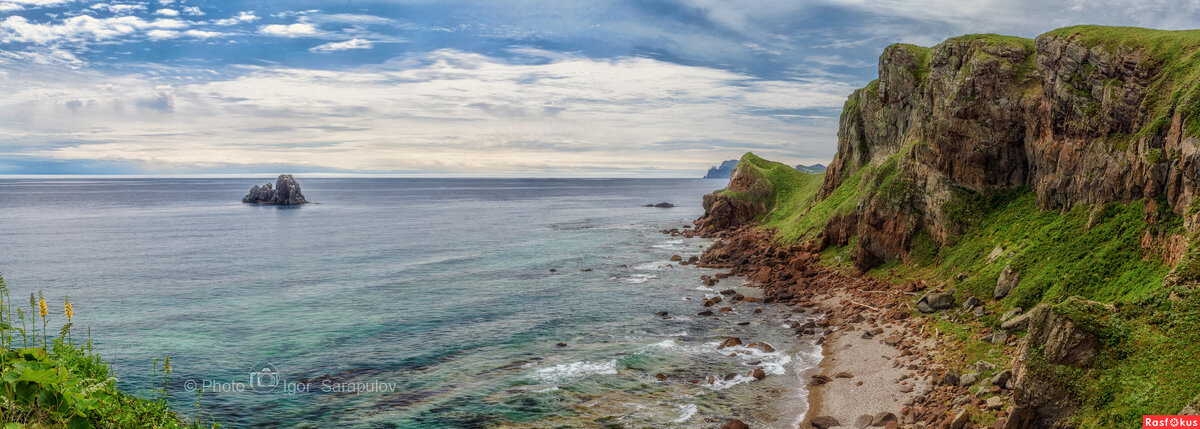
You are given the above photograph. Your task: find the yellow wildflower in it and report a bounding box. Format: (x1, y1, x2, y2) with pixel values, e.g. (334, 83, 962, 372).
(65, 298, 74, 320)
(38, 297, 47, 318)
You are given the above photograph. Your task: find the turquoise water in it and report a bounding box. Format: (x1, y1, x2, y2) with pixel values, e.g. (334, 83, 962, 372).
(0, 178, 819, 428)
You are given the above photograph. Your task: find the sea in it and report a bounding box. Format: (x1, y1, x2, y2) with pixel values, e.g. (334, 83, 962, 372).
(0, 178, 822, 428)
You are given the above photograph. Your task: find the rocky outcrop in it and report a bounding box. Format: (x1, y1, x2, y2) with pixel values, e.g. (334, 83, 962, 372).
(243, 174, 309, 205)
(695, 156, 776, 234)
(809, 28, 1200, 269)
(1006, 298, 1111, 428)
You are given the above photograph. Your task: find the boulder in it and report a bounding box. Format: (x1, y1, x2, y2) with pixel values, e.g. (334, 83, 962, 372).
(1000, 310, 1035, 331)
(951, 410, 970, 429)
(962, 296, 982, 310)
(959, 372, 979, 386)
(855, 414, 874, 429)
(242, 174, 309, 205)
(995, 264, 1020, 299)
(718, 337, 743, 349)
(720, 420, 750, 429)
(917, 292, 954, 313)
(810, 416, 841, 429)
(751, 368, 766, 380)
(1000, 307, 1024, 322)
(871, 412, 897, 427)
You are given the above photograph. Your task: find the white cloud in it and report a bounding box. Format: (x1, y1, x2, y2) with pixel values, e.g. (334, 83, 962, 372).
(181, 6, 203, 16)
(0, 15, 188, 44)
(259, 22, 320, 38)
(0, 3, 24, 12)
(0, 50, 848, 174)
(145, 29, 178, 39)
(88, 3, 148, 14)
(309, 38, 373, 53)
(183, 29, 223, 39)
(154, 8, 179, 17)
(213, 11, 257, 26)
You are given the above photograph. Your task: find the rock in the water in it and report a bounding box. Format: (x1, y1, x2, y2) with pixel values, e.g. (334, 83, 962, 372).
(644, 202, 675, 208)
(720, 419, 750, 429)
(995, 264, 1020, 299)
(242, 174, 309, 205)
(917, 292, 954, 313)
(718, 337, 742, 349)
(751, 367, 766, 380)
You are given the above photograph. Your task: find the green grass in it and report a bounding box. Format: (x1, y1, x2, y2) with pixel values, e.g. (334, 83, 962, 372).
(0, 275, 215, 428)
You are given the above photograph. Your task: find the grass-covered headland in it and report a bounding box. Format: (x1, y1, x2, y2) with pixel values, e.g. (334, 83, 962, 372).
(720, 149, 1200, 426)
(0, 274, 215, 428)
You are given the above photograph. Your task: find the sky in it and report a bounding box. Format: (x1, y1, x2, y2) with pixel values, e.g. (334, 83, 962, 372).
(1, 1, 1199, 176)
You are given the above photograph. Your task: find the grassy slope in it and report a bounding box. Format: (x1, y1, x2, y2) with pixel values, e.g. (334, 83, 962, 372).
(747, 155, 1199, 424)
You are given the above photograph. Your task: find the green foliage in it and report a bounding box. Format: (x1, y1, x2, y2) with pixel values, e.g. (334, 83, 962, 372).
(0, 274, 214, 428)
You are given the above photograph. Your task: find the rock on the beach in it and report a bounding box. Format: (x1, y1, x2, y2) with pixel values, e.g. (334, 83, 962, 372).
(242, 174, 309, 205)
(720, 419, 750, 429)
(871, 412, 897, 427)
(810, 416, 841, 429)
(835, 371, 855, 379)
(916, 292, 954, 313)
(809, 374, 832, 386)
(855, 414, 874, 429)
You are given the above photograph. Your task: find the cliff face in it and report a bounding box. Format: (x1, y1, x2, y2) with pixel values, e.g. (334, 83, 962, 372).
(816, 27, 1200, 270)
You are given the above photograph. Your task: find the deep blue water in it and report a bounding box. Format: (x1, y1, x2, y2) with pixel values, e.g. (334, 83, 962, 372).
(0, 178, 818, 428)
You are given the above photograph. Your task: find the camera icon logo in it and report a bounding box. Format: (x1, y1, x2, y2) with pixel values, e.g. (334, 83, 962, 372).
(248, 361, 280, 392)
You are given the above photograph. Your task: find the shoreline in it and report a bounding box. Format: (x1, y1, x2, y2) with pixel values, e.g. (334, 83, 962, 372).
(686, 226, 985, 429)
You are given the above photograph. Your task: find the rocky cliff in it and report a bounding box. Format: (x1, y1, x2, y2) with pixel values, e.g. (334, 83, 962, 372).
(811, 27, 1200, 271)
(243, 174, 309, 205)
(696, 25, 1200, 428)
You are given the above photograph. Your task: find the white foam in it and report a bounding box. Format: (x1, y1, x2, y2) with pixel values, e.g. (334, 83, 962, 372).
(672, 404, 698, 423)
(533, 360, 618, 383)
(611, 274, 657, 284)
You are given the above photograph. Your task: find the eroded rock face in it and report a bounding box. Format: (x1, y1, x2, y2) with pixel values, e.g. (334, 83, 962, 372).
(813, 30, 1200, 270)
(243, 174, 309, 205)
(1006, 298, 1110, 428)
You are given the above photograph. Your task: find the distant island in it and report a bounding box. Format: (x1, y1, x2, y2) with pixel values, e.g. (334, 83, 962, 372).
(243, 174, 309, 205)
(704, 160, 826, 178)
(704, 160, 740, 178)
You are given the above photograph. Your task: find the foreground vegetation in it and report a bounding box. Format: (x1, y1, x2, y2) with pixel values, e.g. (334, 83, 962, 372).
(0, 274, 212, 428)
(726, 152, 1200, 426)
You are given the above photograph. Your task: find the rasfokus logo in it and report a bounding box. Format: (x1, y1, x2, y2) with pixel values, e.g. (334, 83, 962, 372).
(1144, 415, 1200, 428)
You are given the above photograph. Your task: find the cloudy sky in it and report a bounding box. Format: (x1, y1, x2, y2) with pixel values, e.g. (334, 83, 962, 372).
(1, 0, 1198, 176)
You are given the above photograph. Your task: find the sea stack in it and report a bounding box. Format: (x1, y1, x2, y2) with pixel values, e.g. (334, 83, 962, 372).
(242, 174, 309, 205)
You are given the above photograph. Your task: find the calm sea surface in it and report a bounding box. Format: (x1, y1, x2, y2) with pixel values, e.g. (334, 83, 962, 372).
(0, 178, 820, 428)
